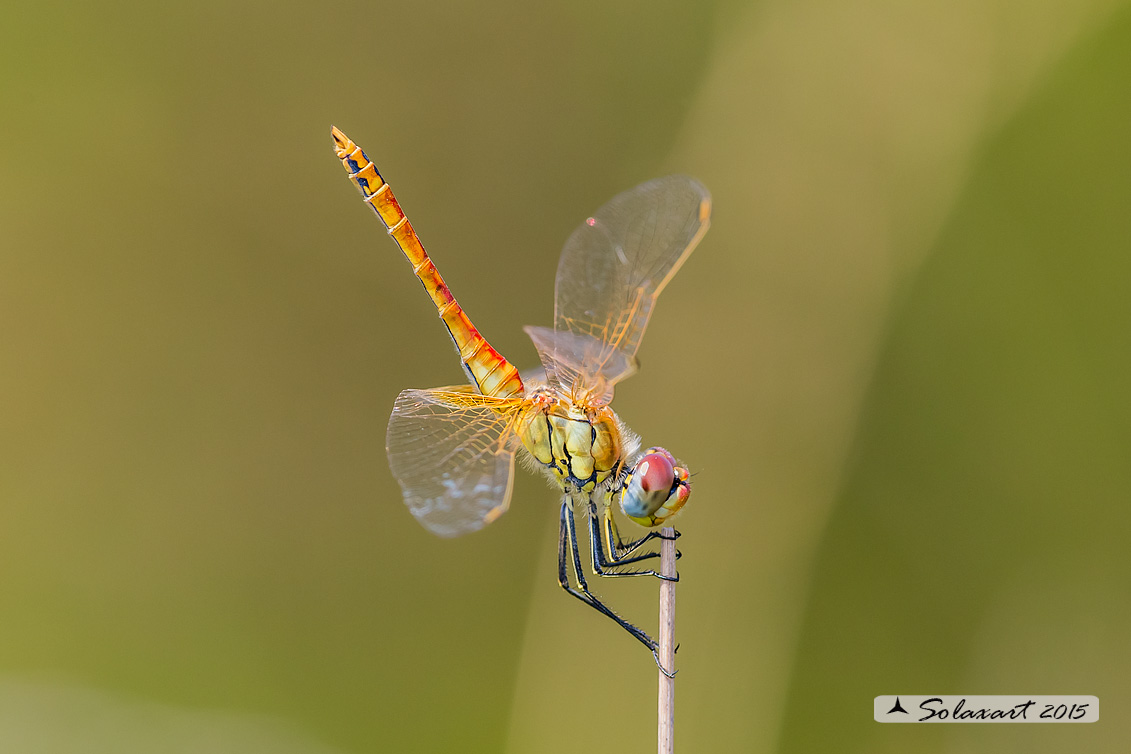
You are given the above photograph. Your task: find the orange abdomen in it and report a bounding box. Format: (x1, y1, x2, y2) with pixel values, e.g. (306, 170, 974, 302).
(331, 127, 524, 400)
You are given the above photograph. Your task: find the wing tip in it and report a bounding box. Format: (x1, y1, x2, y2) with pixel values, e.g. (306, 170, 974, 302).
(698, 195, 712, 223)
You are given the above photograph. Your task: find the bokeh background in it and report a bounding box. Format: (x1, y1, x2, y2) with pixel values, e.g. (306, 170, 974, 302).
(2, 1, 1129, 751)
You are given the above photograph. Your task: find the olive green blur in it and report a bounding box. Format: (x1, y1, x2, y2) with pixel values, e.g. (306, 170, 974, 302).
(2, 1, 1129, 752)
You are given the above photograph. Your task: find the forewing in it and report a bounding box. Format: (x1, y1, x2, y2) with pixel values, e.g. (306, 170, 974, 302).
(518, 364, 549, 389)
(551, 175, 710, 389)
(386, 388, 523, 537)
(523, 326, 633, 405)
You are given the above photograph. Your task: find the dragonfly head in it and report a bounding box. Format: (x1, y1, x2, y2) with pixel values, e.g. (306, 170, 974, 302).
(619, 447, 690, 527)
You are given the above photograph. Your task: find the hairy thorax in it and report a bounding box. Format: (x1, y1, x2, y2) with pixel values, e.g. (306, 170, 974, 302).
(514, 387, 626, 494)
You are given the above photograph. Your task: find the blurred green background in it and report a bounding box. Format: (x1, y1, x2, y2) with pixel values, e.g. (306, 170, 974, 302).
(2, 0, 1129, 751)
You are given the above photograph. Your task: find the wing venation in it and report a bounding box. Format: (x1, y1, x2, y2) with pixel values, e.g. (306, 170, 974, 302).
(386, 388, 524, 537)
(541, 175, 710, 397)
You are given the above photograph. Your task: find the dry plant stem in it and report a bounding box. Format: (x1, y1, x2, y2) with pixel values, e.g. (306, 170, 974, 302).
(658, 526, 677, 754)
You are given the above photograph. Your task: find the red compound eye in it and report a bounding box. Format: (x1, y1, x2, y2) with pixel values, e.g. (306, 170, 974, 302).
(621, 448, 687, 521)
(637, 451, 675, 494)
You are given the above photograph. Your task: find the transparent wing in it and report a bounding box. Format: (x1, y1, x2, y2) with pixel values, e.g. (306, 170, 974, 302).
(386, 387, 525, 537)
(537, 176, 711, 397)
(522, 326, 633, 405)
(518, 365, 548, 388)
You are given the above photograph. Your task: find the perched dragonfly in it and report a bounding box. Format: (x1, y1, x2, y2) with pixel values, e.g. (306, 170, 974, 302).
(331, 127, 710, 669)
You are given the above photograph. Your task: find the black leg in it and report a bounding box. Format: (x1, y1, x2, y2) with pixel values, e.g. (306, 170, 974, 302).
(557, 499, 658, 652)
(604, 507, 667, 556)
(603, 504, 681, 557)
(590, 503, 680, 581)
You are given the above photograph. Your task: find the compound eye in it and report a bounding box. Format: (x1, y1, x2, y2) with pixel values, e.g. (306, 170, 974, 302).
(620, 451, 676, 519)
(637, 452, 675, 495)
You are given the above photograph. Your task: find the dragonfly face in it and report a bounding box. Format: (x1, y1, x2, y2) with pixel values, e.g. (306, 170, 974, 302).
(331, 126, 710, 661)
(619, 447, 691, 527)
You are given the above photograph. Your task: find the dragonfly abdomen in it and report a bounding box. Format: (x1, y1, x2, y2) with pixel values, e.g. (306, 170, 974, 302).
(331, 126, 524, 400)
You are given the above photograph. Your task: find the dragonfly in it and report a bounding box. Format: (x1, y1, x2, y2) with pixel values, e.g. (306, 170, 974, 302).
(331, 127, 710, 671)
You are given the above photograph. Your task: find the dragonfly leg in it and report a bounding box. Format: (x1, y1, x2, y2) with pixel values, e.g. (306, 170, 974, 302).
(654, 649, 678, 679)
(591, 503, 681, 581)
(603, 504, 682, 558)
(558, 499, 658, 653)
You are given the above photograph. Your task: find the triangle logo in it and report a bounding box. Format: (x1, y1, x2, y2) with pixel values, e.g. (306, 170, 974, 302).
(888, 697, 909, 714)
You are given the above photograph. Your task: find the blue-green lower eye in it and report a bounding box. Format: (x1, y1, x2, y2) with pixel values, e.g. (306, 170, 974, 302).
(620, 451, 675, 517)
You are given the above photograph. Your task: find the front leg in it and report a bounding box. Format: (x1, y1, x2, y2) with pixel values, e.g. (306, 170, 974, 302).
(589, 502, 680, 581)
(603, 502, 681, 558)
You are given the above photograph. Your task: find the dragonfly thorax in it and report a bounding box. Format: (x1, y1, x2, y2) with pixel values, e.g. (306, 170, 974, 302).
(515, 390, 630, 495)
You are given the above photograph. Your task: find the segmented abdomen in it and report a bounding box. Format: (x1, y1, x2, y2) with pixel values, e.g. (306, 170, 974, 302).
(331, 126, 524, 400)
